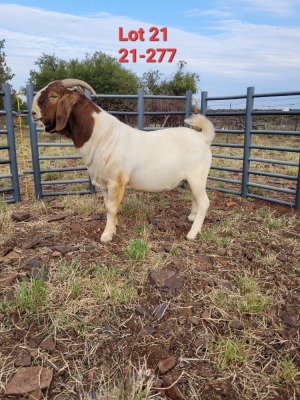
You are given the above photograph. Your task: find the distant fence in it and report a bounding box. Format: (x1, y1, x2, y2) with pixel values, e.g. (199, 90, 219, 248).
(0, 83, 299, 210)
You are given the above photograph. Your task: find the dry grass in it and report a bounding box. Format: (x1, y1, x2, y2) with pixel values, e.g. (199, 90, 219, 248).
(0, 188, 299, 399)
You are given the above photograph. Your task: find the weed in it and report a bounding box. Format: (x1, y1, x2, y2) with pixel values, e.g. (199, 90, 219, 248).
(235, 272, 267, 314)
(125, 238, 148, 265)
(211, 336, 248, 371)
(238, 292, 267, 314)
(14, 277, 48, 316)
(69, 279, 81, 299)
(277, 355, 299, 384)
(216, 236, 231, 248)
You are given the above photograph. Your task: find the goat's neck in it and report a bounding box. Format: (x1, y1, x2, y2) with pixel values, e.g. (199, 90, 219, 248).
(68, 98, 101, 148)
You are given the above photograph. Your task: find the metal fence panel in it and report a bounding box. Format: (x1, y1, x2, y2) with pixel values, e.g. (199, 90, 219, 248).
(202, 87, 300, 210)
(0, 83, 21, 203)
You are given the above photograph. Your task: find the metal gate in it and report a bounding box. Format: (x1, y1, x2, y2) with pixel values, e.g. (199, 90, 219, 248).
(0, 83, 20, 203)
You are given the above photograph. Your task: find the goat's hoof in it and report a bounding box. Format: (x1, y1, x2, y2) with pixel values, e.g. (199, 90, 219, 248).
(188, 214, 196, 222)
(101, 232, 113, 243)
(186, 232, 196, 240)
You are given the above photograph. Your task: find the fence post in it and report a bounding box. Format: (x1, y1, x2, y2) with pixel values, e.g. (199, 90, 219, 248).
(201, 91, 208, 115)
(184, 90, 192, 126)
(295, 157, 300, 210)
(137, 88, 144, 130)
(241, 86, 254, 198)
(26, 84, 43, 199)
(2, 83, 21, 202)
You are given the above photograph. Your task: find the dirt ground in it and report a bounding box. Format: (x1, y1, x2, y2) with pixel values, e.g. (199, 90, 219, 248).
(0, 189, 299, 399)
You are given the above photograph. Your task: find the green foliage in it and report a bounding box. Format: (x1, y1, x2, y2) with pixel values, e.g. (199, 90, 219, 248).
(0, 39, 14, 84)
(28, 52, 139, 94)
(140, 60, 199, 95)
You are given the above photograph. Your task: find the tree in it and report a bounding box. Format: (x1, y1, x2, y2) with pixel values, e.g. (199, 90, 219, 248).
(140, 61, 199, 95)
(0, 39, 14, 85)
(28, 52, 139, 94)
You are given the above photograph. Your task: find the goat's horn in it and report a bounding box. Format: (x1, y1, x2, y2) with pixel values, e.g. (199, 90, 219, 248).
(62, 79, 97, 96)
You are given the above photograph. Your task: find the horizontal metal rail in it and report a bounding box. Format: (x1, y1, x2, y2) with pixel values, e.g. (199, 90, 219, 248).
(248, 182, 296, 194)
(41, 178, 89, 185)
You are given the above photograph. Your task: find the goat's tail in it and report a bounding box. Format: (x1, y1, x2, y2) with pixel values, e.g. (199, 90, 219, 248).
(184, 114, 215, 145)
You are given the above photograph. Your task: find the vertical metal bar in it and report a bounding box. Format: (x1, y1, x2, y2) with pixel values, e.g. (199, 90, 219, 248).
(26, 84, 43, 199)
(201, 91, 208, 115)
(241, 87, 255, 198)
(2, 83, 21, 202)
(137, 88, 144, 130)
(84, 89, 96, 194)
(184, 90, 192, 127)
(295, 156, 300, 210)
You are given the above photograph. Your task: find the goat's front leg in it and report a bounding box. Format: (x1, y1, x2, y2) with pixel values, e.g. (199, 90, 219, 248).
(101, 182, 125, 243)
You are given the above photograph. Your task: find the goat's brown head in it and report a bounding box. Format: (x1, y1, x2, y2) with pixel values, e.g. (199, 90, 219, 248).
(31, 79, 98, 140)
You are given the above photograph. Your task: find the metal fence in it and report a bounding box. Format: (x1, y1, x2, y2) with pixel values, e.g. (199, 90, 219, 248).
(0, 83, 20, 203)
(0, 84, 299, 209)
(202, 87, 300, 209)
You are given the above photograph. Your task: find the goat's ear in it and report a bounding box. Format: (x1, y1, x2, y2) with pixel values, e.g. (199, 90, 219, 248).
(53, 92, 79, 132)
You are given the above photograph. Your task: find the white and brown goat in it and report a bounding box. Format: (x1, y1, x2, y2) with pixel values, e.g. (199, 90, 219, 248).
(31, 79, 215, 243)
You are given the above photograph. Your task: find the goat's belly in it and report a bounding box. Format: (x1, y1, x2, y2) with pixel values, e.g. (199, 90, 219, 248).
(128, 170, 184, 192)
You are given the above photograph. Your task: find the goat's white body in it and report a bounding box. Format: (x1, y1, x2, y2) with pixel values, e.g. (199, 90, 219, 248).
(79, 110, 212, 193)
(78, 109, 214, 242)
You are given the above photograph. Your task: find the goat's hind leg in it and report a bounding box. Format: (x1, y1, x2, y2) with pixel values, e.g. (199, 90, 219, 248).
(186, 180, 210, 240)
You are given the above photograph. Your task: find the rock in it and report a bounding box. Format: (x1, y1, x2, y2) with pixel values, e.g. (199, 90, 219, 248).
(195, 254, 213, 271)
(158, 355, 176, 374)
(193, 338, 204, 348)
(52, 245, 75, 254)
(28, 267, 49, 281)
(0, 272, 18, 288)
(154, 302, 169, 320)
(26, 258, 42, 268)
(51, 251, 61, 258)
(217, 248, 227, 256)
(3, 250, 19, 261)
(222, 281, 234, 291)
(188, 316, 200, 326)
(135, 305, 149, 318)
(225, 199, 237, 208)
(138, 326, 157, 337)
(14, 355, 32, 367)
(47, 213, 71, 222)
(201, 309, 211, 319)
(229, 319, 244, 330)
(163, 376, 184, 400)
(29, 388, 43, 400)
(21, 236, 40, 250)
(5, 366, 53, 395)
(244, 249, 253, 261)
(149, 268, 183, 290)
(11, 211, 31, 221)
(282, 314, 296, 327)
(178, 307, 192, 318)
(40, 337, 56, 353)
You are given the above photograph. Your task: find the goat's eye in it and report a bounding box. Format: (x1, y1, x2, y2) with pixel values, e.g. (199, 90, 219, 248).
(49, 94, 58, 99)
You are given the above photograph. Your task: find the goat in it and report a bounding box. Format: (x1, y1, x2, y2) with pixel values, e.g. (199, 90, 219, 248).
(31, 79, 215, 243)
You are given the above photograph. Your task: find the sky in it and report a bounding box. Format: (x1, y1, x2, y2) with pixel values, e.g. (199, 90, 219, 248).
(1, 0, 300, 97)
